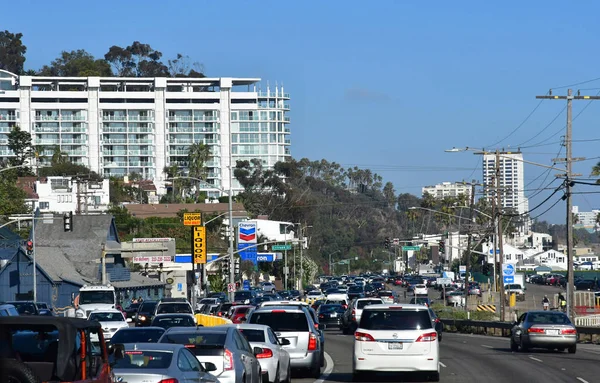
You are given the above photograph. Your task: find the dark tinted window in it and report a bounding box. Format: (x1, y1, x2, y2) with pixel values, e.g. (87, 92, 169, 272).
(378, 291, 393, 297)
(239, 329, 265, 342)
(357, 300, 383, 309)
(153, 316, 195, 328)
(250, 312, 309, 331)
(318, 305, 344, 313)
(360, 309, 432, 330)
(160, 332, 227, 346)
(235, 292, 253, 300)
(528, 312, 571, 325)
(139, 302, 158, 313)
(113, 350, 172, 369)
(111, 329, 165, 344)
(10, 302, 36, 315)
(349, 286, 363, 292)
(157, 303, 192, 314)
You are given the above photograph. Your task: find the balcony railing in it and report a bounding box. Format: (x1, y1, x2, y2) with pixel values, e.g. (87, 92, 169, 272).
(167, 115, 218, 122)
(128, 139, 153, 144)
(102, 115, 153, 121)
(60, 139, 87, 144)
(0, 115, 18, 121)
(257, 92, 290, 98)
(284, 116, 290, 122)
(35, 115, 86, 121)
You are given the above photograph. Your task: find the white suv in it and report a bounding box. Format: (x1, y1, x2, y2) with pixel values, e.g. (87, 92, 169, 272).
(353, 304, 439, 382)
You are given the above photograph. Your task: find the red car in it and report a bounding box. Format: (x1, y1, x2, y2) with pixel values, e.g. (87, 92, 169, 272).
(229, 305, 254, 323)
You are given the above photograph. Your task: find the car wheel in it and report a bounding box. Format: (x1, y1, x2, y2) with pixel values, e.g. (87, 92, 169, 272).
(428, 371, 440, 382)
(510, 338, 518, 351)
(568, 344, 577, 354)
(320, 350, 325, 367)
(342, 325, 350, 335)
(520, 339, 529, 352)
(273, 365, 280, 383)
(283, 363, 292, 383)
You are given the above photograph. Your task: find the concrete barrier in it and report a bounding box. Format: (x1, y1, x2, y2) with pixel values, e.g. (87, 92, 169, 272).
(575, 314, 600, 327)
(195, 314, 232, 327)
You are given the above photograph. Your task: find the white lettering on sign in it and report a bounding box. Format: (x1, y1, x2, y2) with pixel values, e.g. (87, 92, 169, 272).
(132, 238, 174, 243)
(256, 256, 269, 261)
(133, 256, 173, 264)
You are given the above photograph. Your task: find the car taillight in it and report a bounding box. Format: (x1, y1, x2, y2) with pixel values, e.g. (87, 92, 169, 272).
(217, 312, 222, 317)
(158, 379, 178, 383)
(351, 309, 356, 318)
(354, 331, 375, 342)
(308, 333, 318, 350)
(224, 348, 234, 371)
(416, 332, 438, 342)
(561, 328, 577, 335)
(343, 305, 348, 309)
(256, 348, 273, 359)
(434, 318, 440, 323)
(528, 327, 545, 333)
(314, 323, 319, 330)
(271, 309, 286, 313)
(319, 314, 325, 318)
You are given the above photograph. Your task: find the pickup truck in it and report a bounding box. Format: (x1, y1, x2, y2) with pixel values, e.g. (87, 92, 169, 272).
(505, 283, 525, 301)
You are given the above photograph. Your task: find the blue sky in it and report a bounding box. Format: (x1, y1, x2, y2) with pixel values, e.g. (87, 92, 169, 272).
(5, 0, 600, 223)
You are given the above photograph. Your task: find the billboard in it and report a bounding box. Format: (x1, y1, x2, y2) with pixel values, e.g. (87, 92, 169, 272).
(238, 222, 257, 243)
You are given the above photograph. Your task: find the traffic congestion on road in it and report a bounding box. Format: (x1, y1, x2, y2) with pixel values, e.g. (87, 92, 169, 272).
(3, 271, 598, 383)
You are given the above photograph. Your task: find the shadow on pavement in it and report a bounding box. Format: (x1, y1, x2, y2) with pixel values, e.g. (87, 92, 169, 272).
(322, 372, 438, 382)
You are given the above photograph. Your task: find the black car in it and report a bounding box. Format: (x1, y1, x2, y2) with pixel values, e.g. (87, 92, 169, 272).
(289, 290, 302, 300)
(135, 300, 158, 327)
(6, 301, 53, 316)
(233, 290, 255, 304)
(110, 326, 165, 345)
(317, 304, 346, 329)
(124, 303, 141, 320)
(151, 314, 197, 329)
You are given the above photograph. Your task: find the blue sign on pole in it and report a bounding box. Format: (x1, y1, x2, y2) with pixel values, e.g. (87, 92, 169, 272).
(238, 243, 257, 264)
(502, 263, 515, 284)
(243, 280, 251, 290)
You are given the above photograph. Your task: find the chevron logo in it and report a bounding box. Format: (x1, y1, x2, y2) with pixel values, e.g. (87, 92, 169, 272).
(238, 224, 257, 243)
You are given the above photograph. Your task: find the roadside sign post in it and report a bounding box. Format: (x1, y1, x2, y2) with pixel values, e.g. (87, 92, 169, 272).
(502, 263, 515, 284)
(191, 226, 207, 265)
(273, 244, 292, 251)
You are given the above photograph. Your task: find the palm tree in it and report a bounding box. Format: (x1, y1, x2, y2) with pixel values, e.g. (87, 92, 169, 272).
(188, 143, 211, 180)
(51, 146, 69, 165)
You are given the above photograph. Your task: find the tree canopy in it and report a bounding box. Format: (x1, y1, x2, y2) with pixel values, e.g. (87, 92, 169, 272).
(0, 30, 27, 75)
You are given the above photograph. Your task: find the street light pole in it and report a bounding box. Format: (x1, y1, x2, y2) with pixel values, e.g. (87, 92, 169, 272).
(227, 90, 235, 302)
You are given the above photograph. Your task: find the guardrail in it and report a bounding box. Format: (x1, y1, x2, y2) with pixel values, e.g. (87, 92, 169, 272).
(195, 314, 232, 327)
(575, 314, 600, 327)
(440, 318, 600, 343)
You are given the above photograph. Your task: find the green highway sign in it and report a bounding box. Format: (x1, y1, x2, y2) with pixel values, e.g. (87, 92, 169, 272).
(402, 246, 421, 251)
(272, 244, 292, 251)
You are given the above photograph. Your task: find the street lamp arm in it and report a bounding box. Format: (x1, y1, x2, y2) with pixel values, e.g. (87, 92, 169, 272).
(203, 210, 247, 226)
(0, 164, 31, 173)
(209, 240, 285, 263)
(451, 206, 493, 219)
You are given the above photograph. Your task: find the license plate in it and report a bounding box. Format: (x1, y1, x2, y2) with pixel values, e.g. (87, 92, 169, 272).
(546, 329, 559, 335)
(330, 313, 337, 318)
(388, 343, 403, 350)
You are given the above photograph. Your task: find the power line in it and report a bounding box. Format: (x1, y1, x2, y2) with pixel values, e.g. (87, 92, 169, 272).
(515, 105, 566, 147)
(551, 76, 600, 90)
(486, 96, 546, 147)
(529, 197, 564, 220)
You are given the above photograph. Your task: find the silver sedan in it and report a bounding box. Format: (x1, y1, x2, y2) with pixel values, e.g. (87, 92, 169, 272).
(510, 311, 577, 353)
(112, 343, 220, 383)
(237, 324, 291, 383)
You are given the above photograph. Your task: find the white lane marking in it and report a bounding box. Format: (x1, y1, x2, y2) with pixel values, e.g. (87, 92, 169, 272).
(528, 356, 543, 363)
(481, 345, 493, 349)
(439, 362, 447, 368)
(313, 352, 334, 383)
(576, 378, 589, 383)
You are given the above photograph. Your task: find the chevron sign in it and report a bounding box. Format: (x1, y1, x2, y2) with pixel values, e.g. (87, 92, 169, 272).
(238, 222, 257, 243)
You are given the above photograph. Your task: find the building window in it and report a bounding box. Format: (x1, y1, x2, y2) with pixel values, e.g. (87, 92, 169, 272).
(39, 202, 49, 209)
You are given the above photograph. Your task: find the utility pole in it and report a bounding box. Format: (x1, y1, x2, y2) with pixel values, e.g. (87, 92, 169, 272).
(496, 149, 506, 321)
(464, 180, 477, 312)
(299, 225, 304, 289)
(536, 89, 595, 320)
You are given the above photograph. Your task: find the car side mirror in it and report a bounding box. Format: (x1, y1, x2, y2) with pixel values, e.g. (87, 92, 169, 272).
(203, 362, 218, 372)
(253, 347, 263, 356)
(280, 338, 291, 346)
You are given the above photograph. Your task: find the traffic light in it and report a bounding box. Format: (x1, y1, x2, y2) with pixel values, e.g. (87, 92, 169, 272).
(63, 211, 73, 232)
(439, 240, 445, 253)
(234, 258, 240, 275)
(26, 240, 33, 255)
(384, 238, 390, 249)
(222, 258, 230, 276)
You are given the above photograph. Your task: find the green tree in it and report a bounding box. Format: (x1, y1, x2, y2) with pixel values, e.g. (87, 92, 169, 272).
(0, 30, 27, 74)
(168, 54, 205, 78)
(188, 143, 211, 181)
(0, 176, 29, 215)
(382, 181, 396, 208)
(51, 146, 69, 166)
(7, 125, 33, 176)
(38, 162, 102, 180)
(104, 41, 168, 77)
(592, 161, 600, 184)
(38, 49, 112, 77)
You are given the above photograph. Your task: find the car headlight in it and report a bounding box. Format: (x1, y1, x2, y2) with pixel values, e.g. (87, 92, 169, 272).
(76, 310, 85, 318)
(139, 315, 146, 321)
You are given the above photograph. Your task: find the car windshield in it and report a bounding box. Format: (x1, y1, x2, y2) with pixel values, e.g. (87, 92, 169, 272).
(360, 309, 433, 330)
(126, 303, 140, 311)
(250, 312, 310, 332)
(111, 329, 165, 344)
(200, 299, 217, 304)
(139, 302, 157, 313)
(308, 291, 322, 296)
(411, 297, 430, 304)
(89, 312, 124, 322)
(319, 304, 344, 313)
(113, 350, 172, 369)
(161, 332, 227, 346)
(239, 329, 265, 342)
(290, 290, 301, 296)
(378, 291, 393, 297)
(154, 316, 195, 328)
(10, 302, 36, 315)
(357, 299, 383, 309)
(79, 291, 114, 305)
(528, 312, 572, 325)
(234, 307, 250, 314)
(157, 303, 191, 314)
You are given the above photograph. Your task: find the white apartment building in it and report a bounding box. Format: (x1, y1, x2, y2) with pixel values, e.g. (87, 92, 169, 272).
(482, 151, 529, 216)
(422, 182, 472, 200)
(0, 70, 291, 196)
(18, 176, 110, 214)
(572, 205, 600, 231)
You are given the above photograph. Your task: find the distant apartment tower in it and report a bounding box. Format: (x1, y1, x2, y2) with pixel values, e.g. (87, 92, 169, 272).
(422, 182, 471, 200)
(572, 206, 600, 231)
(482, 151, 529, 216)
(0, 70, 291, 197)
